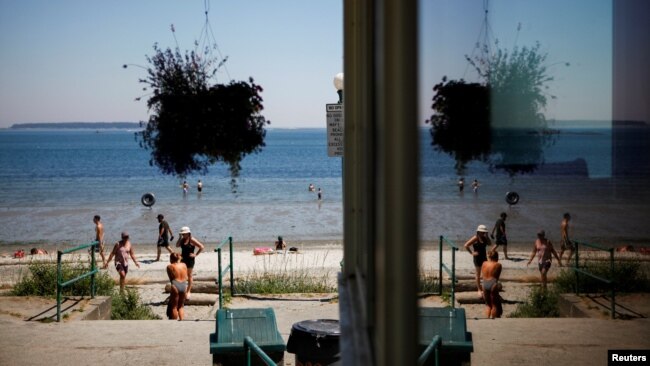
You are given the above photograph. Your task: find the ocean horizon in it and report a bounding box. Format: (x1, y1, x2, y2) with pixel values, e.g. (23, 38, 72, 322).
(1, 126, 649, 250)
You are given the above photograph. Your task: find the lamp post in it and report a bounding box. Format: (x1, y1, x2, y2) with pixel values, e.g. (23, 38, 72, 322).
(334, 72, 344, 104)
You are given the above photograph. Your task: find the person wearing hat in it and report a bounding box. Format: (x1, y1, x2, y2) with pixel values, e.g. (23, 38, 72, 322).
(175, 226, 205, 299)
(527, 230, 562, 290)
(464, 224, 497, 296)
(156, 214, 174, 261)
(491, 212, 510, 259)
(104, 231, 140, 292)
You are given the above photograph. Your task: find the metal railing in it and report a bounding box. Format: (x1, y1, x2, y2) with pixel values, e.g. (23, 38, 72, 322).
(417, 335, 442, 366)
(436, 236, 460, 308)
(56, 241, 99, 322)
(215, 236, 234, 309)
(243, 336, 276, 366)
(572, 240, 616, 319)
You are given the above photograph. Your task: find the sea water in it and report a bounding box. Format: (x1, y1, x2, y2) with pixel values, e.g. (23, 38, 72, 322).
(0, 127, 648, 248)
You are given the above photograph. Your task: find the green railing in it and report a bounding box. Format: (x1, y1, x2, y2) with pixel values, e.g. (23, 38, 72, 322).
(243, 336, 277, 366)
(417, 335, 442, 366)
(572, 240, 616, 319)
(215, 236, 234, 309)
(436, 236, 459, 308)
(56, 241, 99, 322)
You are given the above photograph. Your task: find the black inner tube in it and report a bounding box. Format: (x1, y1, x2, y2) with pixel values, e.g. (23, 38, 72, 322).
(506, 192, 520, 205)
(141, 193, 156, 207)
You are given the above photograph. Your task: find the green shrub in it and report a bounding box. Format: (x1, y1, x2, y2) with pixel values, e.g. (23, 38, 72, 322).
(12, 260, 114, 297)
(554, 259, 649, 293)
(111, 288, 161, 320)
(509, 286, 560, 318)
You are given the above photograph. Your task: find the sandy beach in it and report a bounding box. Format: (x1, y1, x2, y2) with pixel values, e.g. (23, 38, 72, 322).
(3, 242, 647, 320)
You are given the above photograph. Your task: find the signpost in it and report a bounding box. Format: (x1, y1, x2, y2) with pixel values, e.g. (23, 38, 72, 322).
(326, 103, 344, 157)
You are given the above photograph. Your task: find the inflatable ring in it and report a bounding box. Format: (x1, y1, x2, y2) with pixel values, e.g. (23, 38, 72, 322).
(141, 192, 156, 207)
(505, 191, 520, 205)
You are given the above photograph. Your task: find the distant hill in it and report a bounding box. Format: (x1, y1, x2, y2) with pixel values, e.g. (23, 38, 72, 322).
(10, 122, 141, 129)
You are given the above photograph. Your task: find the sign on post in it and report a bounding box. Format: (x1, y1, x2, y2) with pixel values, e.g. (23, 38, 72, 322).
(326, 103, 344, 157)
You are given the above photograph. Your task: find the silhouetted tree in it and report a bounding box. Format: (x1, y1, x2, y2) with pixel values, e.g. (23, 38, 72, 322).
(135, 44, 269, 182)
(428, 42, 562, 176)
(427, 78, 491, 174)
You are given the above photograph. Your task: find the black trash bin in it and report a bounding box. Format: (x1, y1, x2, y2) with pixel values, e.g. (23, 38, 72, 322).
(287, 319, 340, 366)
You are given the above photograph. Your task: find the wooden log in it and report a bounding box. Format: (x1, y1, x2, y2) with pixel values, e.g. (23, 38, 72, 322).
(184, 293, 218, 306)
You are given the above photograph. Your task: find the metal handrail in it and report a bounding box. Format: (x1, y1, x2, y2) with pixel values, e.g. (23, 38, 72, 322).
(437, 236, 459, 308)
(243, 336, 276, 366)
(417, 335, 442, 366)
(215, 236, 234, 309)
(56, 241, 99, 322)
(572, 240, 616, 319)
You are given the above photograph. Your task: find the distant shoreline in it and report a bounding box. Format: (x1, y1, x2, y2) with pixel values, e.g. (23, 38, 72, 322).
(9, 122, 141, 129)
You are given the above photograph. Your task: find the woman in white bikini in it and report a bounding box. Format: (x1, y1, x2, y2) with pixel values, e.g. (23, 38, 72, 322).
(166, 252, 189, 320)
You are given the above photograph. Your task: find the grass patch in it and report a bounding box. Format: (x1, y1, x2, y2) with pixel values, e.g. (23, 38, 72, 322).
(110, 288, 161, 320)
(235, 271, 336, 294)
(554, 259, 649, 293)
(234, 252, 337, 294)
(11, 258, 114, 297)
(418, 269, 439, 294)
(509, 286, 560, 318)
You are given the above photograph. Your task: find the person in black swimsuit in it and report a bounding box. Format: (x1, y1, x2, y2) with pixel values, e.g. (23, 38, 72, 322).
(464, 224, 497, 296)
(176, 226, 204, 300)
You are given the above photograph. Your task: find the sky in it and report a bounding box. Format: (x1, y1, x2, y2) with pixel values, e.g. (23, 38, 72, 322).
(0, 0, 613, 129)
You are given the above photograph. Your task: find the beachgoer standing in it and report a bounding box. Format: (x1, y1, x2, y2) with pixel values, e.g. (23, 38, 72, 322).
(464, 225, 496, 296)
(197, 179, 203, 193)
(103, 232, 140, 292)
(472, 179, 480, 193)
(317, 188, 322, 200)
(182, 181, 189, 195)
(176, 226, 204, 299)
(491, 212, 510, 259)
(156, 214, 174, 261)
(481, 250, 503, 318)
(275, 236, 286, 251)
(458, 177, 465, 192)
(166, 252, 189, 320)
(559, 213, 575, 264)
(93, 215, 107, 267)
(527, 230, 562, 290)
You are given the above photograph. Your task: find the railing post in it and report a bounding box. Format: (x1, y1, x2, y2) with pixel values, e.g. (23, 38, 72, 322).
(229, 236, 234, 296)
(451, 247, 456, 308)
(574, 241, 580, 295)
(57, 251, 62, 322)
(610, 248, 615, 319)
(438, 236, 443, 295)
(91, 242, 96, 298)
(218, 248, 223, 309)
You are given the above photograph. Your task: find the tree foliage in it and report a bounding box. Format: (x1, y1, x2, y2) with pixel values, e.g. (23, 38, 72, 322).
(135, 44, 269, 180)
(428, 78, 491, 174)
(427, 41, 561, 176)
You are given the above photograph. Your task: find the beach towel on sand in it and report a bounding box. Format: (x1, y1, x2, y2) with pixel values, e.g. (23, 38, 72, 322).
(253, 247, 274, 255)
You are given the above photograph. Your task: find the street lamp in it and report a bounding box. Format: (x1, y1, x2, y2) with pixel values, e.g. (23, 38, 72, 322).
(334, 72, 344, 104)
